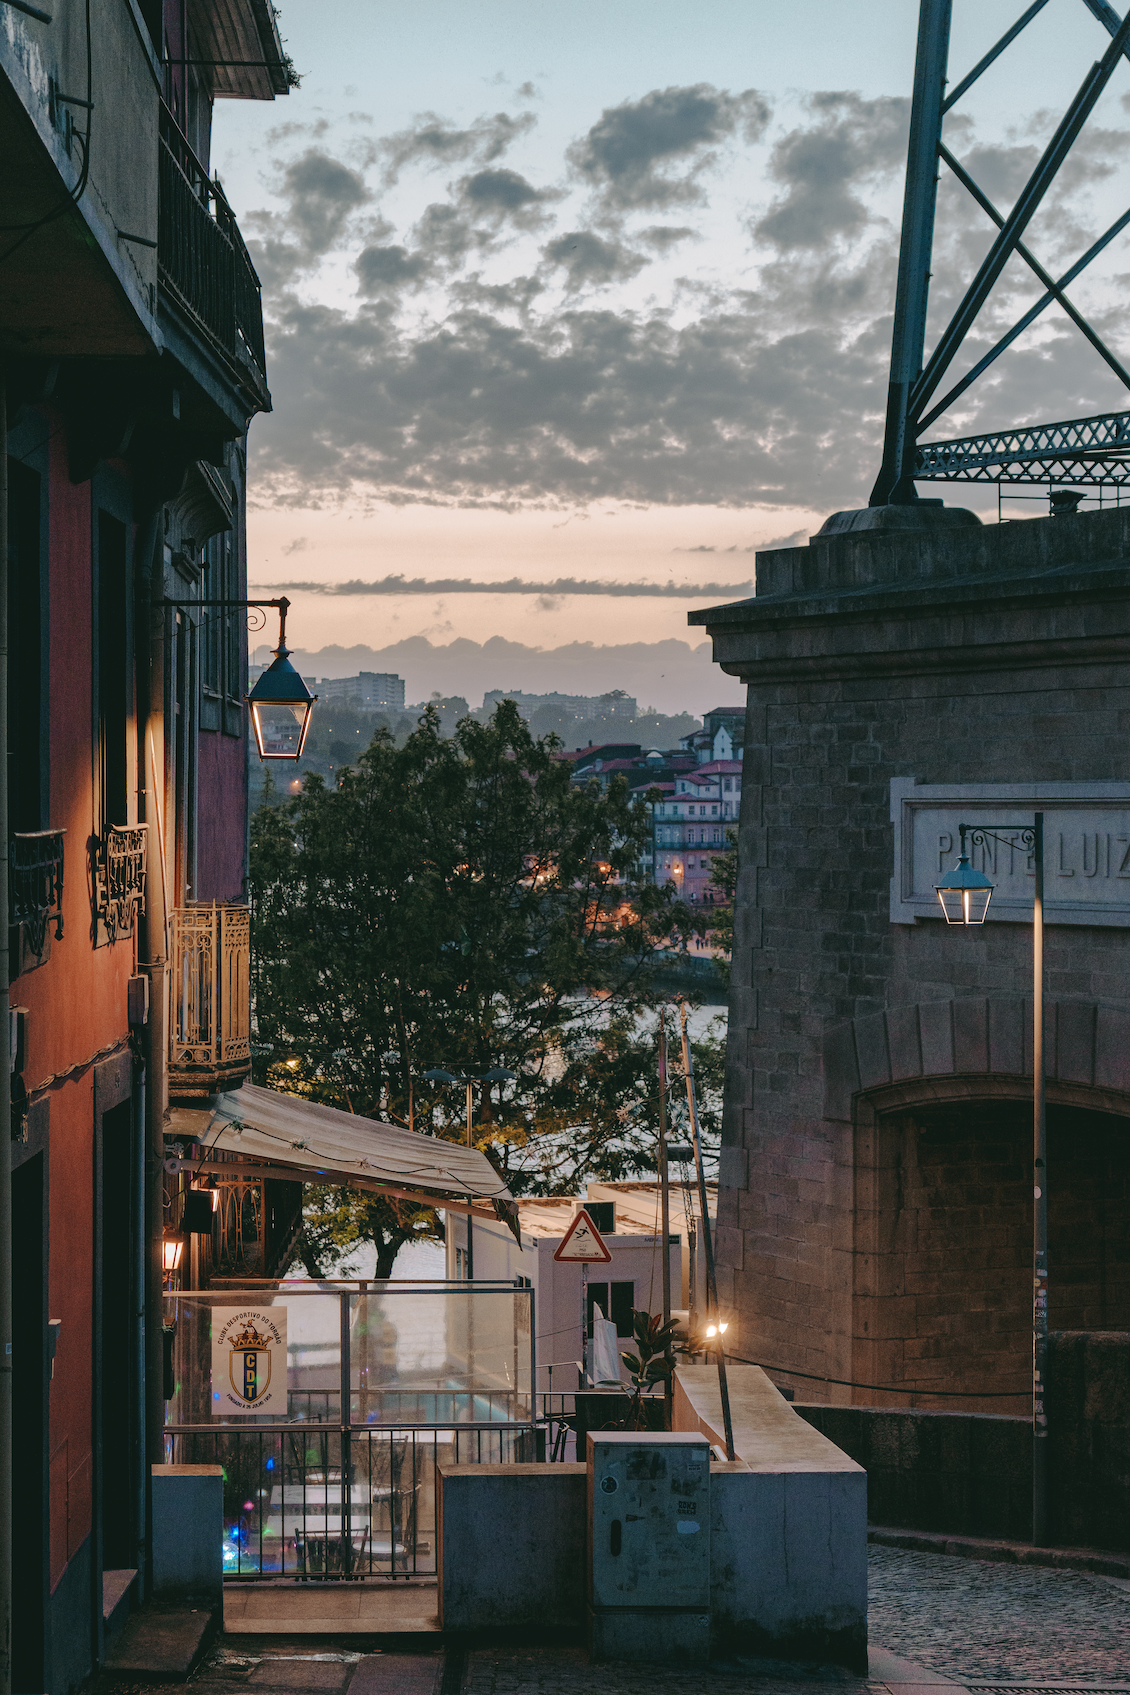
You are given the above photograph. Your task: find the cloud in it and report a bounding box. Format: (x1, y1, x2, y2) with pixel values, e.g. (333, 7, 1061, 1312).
(461, 167, 545, 212)
(355, 243, 429, 295)
(569, 84, 771, 211)
(639, 225, 698, 253)
(542, 230, 647, 291)
(378, 109, 537, 185)
(252, 574, 755, 597)
(247, 149, 370, 288)
(755, 92, 908, 250)
(281, 536, 310, 555)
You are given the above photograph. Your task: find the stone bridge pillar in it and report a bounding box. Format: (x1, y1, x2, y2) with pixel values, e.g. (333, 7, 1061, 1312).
(689, 507, 1130, 1408)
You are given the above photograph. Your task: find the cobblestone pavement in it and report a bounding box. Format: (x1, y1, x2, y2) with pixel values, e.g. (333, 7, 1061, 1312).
(100, 1547, 1130, 1695)
(866, 1545, 1130, 1683)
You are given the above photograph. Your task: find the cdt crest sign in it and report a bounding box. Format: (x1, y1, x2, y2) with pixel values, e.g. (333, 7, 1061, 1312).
(212, 1307, 287, 1415)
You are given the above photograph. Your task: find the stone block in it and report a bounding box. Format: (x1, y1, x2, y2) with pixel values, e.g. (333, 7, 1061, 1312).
(918, 1002, 955, 1077)
(438, 1464, 586, 1633)
(150, 1466, 222, 1601)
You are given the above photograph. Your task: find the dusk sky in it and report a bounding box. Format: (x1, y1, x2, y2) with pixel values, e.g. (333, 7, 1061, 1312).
(214, 1, 1130, 709)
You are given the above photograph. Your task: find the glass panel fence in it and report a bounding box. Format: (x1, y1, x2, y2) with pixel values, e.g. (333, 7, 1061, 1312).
(163, 1283, 535, 1579)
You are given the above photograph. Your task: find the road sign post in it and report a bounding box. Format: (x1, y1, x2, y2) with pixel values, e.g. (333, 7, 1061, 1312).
(554, 1208, 613, 1391)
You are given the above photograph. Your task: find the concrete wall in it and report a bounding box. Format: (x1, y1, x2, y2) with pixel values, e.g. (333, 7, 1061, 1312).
(438, 1463, 587, 1635)
(1047, 1331, 1130, 1552)
(673, 1364, 867, 1669)
(151, 1466, 223, 1600)
(795, 1404, 1031, 1541)
(689, 507, 1130, 1408)
(438, 1364, 868, 1668)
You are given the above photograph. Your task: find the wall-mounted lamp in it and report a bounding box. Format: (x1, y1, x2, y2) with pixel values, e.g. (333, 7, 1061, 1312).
(162, 594, 317, 762)
(161, 1230, 185, 1274)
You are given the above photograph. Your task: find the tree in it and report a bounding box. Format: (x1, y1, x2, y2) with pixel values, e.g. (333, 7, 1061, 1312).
(705, 826, 738, 987)
(250, 701, 720, 1274)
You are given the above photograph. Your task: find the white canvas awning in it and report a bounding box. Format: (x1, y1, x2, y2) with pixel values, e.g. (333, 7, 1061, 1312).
(165, 1083, 516, 1227)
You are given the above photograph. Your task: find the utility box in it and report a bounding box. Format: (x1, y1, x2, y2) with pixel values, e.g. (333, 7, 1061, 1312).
(151, 1465, 223, 1600)
(587, 1431, 711, 1662)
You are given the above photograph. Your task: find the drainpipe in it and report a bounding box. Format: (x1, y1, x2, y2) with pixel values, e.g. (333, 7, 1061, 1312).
(136, 517, 168, 1590)
(0, 373, 13, 1695)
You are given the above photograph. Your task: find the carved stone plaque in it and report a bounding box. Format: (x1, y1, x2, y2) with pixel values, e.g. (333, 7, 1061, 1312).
(890, 779, 1130, 927)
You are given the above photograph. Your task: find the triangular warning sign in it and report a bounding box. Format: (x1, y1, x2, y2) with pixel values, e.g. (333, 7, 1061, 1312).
(553, 1207, 613, 1263)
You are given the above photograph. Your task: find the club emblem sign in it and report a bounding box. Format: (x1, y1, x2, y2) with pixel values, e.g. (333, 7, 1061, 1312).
(211, 1308, 287, 1415)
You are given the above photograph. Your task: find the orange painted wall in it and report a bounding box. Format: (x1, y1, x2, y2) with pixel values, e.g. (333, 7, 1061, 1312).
(14, 425, 135, 1589)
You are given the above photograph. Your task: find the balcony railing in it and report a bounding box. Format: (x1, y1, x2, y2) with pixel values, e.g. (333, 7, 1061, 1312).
(170, 902, 251, 1097)
(93, 824, 147, 943)
(10, 830, 65, 962)
(158, 107, 268, 395)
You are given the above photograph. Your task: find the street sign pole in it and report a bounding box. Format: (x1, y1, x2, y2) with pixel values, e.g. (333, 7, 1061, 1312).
(581, 1261, 588, 1391)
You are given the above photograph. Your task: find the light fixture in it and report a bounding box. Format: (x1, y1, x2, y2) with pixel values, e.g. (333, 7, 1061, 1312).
(181, 1189, 216, 1235)
(247, 600, 317, 761)
(936, 840, 994, 925)
(161, 1230, 185, 1274)
(705, 1321, 729, 1338)
(162, 593, 316, 763)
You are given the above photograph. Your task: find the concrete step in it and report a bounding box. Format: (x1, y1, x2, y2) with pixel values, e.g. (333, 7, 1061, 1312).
(224, 1582, 441, 1637)
(102, 1601, 217, 1680)
(102, 1569, 138, 1643)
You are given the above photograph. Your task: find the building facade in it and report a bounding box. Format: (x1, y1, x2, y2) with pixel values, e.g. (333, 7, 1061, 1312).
(652, 760, 742, 903)
(2, 2, 288, 1685)
(318, 671, 406, 711)
(690, 509, 1130, 1415)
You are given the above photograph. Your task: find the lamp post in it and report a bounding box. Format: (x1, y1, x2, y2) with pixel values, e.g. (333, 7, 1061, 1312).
(421, 1067, 516, 1279)
(936, 814, 1048, 1544)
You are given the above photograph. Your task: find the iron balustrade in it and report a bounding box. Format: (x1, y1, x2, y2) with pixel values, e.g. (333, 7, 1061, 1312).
(10, 829, 65, 958)
(158, 105, 268, 392)
(169, 902, 251, 1094)
(93, 824, 146, 942)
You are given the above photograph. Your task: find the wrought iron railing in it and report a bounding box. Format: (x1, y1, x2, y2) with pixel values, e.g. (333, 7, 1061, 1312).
(10, 830, 65, 959)
(169, 902, 251, 1095)
(158, 106, 268, 392)
(93, 824, 146, 942)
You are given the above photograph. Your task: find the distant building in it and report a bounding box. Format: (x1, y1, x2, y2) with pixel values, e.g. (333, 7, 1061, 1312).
(651, 760, 742, 902)
(318, 672, 406, 712)
(679, 705, 746, 764)
(484, 688, 638, 722)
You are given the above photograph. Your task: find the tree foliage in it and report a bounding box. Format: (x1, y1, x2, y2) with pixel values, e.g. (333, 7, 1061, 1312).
(249, 702, 722, 1274)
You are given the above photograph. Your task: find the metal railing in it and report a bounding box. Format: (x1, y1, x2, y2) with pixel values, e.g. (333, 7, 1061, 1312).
(169, 902, 251, 1095)
(93, 824, 146, 942)
(10, 829, 65, 958)
(158, 106, 268, 393)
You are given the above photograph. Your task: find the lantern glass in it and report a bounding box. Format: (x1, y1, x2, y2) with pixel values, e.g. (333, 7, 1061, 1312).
(247, 646, 317, 761)
(162, 1233, 184, 1273)
(935, 853, 994, 925)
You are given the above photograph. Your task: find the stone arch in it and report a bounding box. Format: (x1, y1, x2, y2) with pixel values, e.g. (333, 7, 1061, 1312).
(821, 998, 1130, 1408)
(824, 997, 1130, 1124)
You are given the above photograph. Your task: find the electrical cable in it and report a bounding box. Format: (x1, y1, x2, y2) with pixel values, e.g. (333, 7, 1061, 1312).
(726, 1352, 1033, 1400)
(0, 0, 93, 261)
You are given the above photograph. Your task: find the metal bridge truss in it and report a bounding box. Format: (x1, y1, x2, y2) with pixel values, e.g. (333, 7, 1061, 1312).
(874, 0, 1130, 503)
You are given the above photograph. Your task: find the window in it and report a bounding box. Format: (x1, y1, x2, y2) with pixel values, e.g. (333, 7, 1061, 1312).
(587, 1280, 635, 1337)
(8, 461, 45, 832)
(96, 511, 129, 831)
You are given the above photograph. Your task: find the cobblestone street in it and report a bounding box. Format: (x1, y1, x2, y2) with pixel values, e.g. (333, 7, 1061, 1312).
(137, 1543, 1130, 1695)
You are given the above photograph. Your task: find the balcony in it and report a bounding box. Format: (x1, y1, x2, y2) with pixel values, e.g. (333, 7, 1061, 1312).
(93, 824, 147, 944)
(10, 830, 65, 969)
(169, 902, 251, 1098)
(158, 107, 269, 408)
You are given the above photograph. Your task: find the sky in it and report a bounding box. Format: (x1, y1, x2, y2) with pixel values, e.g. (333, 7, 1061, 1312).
(215, 1, 1130, 711)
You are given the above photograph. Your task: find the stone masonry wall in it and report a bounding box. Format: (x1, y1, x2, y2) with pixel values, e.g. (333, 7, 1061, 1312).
(696, 508, 1130, 1408)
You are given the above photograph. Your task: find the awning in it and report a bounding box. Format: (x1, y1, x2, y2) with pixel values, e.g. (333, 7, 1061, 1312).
(165, 1083, 518, 1231)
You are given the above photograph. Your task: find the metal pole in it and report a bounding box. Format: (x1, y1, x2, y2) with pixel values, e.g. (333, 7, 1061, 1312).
(465, 1081, 474, 1280)
(870, 0, 952, 505)
(581, 1261, 588, 1392)
(1032, 813, 1049, 1544)
(0, 370, 14, 1695)
(658, 1018, 672, 1429)
(679, 1004, 735, 1461)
